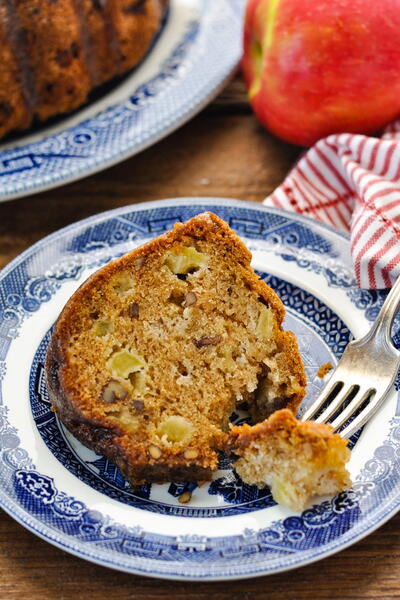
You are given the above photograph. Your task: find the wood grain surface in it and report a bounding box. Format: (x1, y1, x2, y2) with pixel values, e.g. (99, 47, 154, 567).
(0, 75, 399, 600)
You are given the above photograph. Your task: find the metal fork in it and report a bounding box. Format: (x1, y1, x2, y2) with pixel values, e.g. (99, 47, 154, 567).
(300, 276, 400, 438)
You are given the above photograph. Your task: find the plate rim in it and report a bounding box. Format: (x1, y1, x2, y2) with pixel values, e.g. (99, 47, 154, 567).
(0, 196, 399, 581)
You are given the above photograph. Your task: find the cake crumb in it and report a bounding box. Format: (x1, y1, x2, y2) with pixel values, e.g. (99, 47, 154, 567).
(317, 362, 333, 378)
(178, 491, 192, 504)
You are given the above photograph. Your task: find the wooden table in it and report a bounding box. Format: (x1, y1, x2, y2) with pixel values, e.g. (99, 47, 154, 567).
(0, 76, 399, 600)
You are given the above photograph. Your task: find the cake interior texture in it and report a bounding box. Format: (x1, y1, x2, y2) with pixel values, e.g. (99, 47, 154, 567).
(229, 409, 351, 511)
(46, 212, 306, 484)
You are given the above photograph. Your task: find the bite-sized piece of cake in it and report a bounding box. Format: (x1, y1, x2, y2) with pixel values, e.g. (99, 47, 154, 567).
(228, 409, 351, 511)
(46, 212, 306, 484)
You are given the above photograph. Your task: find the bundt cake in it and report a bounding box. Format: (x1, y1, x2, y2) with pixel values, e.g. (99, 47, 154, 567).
(0, 0, 169, 139)
(228, 409, 351, 511)
(46, 212, 306, 484)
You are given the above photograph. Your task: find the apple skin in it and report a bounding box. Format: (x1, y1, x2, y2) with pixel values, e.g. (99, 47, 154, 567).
(243, 0, 400, 146)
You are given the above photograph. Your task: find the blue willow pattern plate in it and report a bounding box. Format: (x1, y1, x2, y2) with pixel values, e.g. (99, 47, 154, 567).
(0, 198, 399, 580)
(0, 0, 245, 202)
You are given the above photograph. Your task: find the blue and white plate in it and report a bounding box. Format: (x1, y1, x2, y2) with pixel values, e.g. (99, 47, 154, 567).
(0, 198, 399, 580)
(0, 0, 245, 202)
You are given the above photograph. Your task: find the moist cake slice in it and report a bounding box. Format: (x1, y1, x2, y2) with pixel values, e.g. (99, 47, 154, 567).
(46, 212, 306, 484)
(228, 409, 351, 511)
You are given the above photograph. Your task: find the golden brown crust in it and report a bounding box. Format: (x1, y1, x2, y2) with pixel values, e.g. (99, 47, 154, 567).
(73, 0, 118, 88)
(0, 0, 168, 138)
(11, 0, 92, 122)
(228, 409, 344, 450)
(0, 4, 33, 137)
(112, 0, 166, 76)
(46, 212, 307, 485)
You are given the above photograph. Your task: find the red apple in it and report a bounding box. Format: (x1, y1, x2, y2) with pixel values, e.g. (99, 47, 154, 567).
(243, 0, 400, 146)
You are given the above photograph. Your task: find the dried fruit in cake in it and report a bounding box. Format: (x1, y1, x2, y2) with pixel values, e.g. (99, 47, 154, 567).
(228, 409, 351, 511)
(45, 212, 306, 484)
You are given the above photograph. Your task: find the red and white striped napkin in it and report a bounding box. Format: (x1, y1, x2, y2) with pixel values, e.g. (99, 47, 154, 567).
(263, 122, 400, 289)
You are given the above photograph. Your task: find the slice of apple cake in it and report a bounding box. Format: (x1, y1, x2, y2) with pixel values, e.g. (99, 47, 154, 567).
(45, 212, 306, 484)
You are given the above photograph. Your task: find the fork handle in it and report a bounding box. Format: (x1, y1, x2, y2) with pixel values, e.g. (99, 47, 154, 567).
(365, 274, 400, 348)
